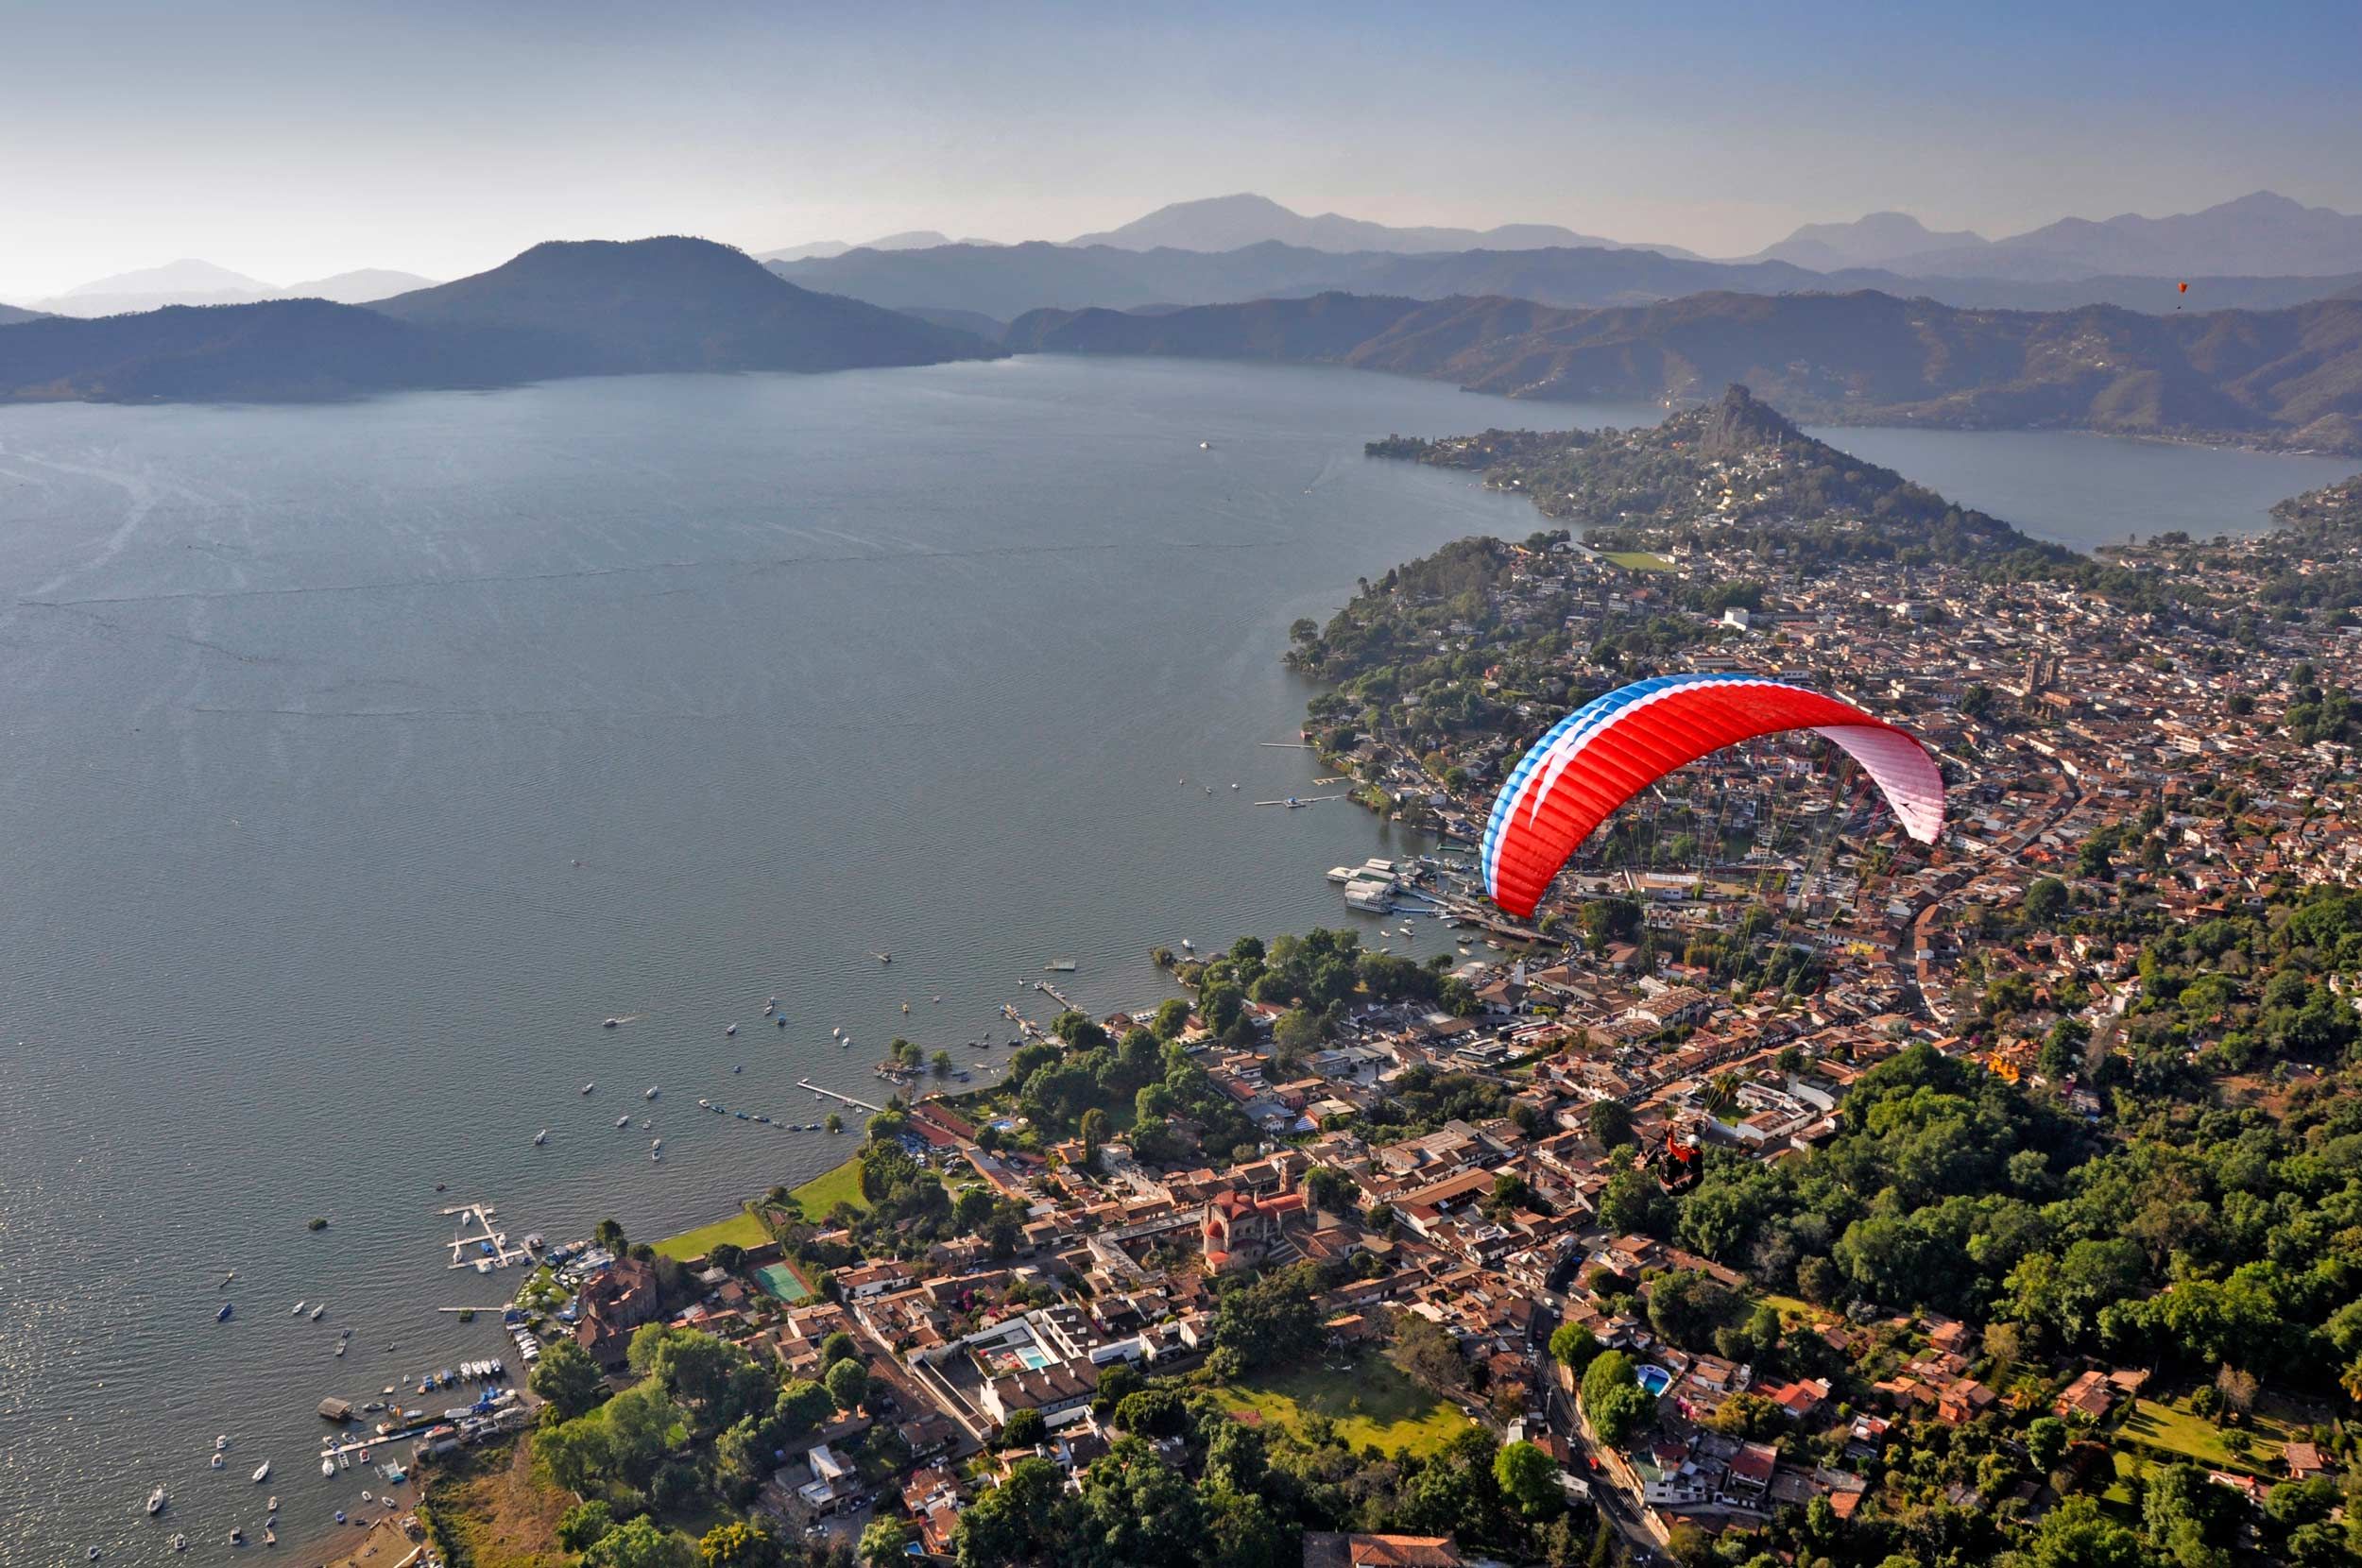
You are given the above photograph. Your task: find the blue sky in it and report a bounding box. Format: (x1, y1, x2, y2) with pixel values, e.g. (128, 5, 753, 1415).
(1, 0, 2355, 297)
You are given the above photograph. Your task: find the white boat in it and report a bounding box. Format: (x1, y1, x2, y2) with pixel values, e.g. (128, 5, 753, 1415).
(310, 1304, 325, 1321)
(615, 1114, 630, 1128)
(725, 1023, 737, 1036)
(643, 1086, 659, 1099)
(1044, 961, 1076, 972)
(321, 1459, 335, 1476)
(214, 1436, 231, 1452)
(290, 1302, 306, 1316)
(533, 1130, 548, 1146)
(169, 1535, 186, 1553)
(1179, 938, 1194, 950)
(146, 1487, 168, 1516)
(209, 1455, 224, 1471)
(581, 1082, 594, 1095)
(251, 1461, 270, 1483)
(650, 1137, 662, 1150)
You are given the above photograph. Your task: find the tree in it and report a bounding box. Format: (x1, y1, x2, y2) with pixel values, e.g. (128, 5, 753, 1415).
(1549, 1321, 1602, 1374)
(1079, 1106, 1110, 1170)
(2214, 1363, 2258, 1418)
(584, 1517, 695, 1568)
(932, 1049, 954, 1081)
(557, 1501, 615, 1552)
(824, 1355, 868, 1413)
(1495, 1440, 1561, 1518)
(820, 1330, 860, 1369)
(1152, 997, 1191, 1039)
(856, 1517, 908, 1568)
(1389, 1313, 1469, 1394)
(2024, 877, 2070, 925)
(595, 1218, 628, 1254)
(1581, 1350, 1655, 1448)
(2019, 1495, 2140, 1568)
(706, 1241, 745, 1273)
(1302, 1165, 1356, 1217)
(824, 1112, 844, 1134)
(530, 1335, 609, 1423)
(999, 1406, 1046, 1448)
(2027, 1415, 2069, 1472)
(956, 1456, 1069, 1568)
(698, 1522, 778, 1568)
(1586, 1099, 1635, 1149)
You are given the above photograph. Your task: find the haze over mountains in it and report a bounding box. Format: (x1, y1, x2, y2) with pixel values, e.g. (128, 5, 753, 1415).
(33, 259, 441, 316)
(1063, 192, 1700, 257)
(1754, 191, 2362, 281)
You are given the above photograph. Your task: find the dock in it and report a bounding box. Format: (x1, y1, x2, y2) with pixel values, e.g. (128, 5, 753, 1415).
(440, 1202, 532, 1270)
(1001, 1002, 1050, 1040)
(1254, 794, 1341, 807)
(1035, 980, 1078, 1012)
(796, 1080, 883, 1115)
(1256, 741, 1314, 749)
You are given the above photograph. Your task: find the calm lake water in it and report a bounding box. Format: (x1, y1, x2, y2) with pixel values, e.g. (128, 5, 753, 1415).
(0, 356, 2345, 1560)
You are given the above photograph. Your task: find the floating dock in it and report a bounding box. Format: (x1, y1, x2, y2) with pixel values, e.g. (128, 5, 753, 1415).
(440, 1202, 532, 1270)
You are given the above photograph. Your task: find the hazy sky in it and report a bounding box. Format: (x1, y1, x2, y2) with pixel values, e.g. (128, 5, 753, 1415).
(3, 0, 2356, 299)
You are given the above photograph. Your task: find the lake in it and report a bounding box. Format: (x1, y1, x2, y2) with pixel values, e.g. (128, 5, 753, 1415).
(0, 356, 2345, 1561)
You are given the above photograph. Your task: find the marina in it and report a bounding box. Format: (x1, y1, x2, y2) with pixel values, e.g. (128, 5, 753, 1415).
(440, 1202, 533, 1271)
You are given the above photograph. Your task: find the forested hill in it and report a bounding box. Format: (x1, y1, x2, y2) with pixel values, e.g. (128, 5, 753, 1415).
(1008, 288, 2362, 453)
(0, 237, 999, 403)
(1366, 384, 2067, 569)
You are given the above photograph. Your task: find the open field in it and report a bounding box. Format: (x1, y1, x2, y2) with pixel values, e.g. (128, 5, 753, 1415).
(652, 1209, 771, 1261)
(791, 1156, 871, 1217)
(418, 1435, 573, 1568)
(1599, 550, 1676, 572)
(2115, 1396, 2292, 1475)
(1209, 1357, 1476, 1458)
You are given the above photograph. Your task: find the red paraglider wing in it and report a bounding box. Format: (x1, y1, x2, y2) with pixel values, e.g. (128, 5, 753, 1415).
(1481, 673, 1945, 919)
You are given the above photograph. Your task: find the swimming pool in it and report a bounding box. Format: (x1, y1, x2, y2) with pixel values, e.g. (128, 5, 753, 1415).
(1635, 1365, 1673, 1397)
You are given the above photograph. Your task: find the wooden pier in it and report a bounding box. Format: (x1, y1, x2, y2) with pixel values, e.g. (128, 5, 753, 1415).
(1035, 980, 1078, 1012)
(796, 1080, 883, 1115)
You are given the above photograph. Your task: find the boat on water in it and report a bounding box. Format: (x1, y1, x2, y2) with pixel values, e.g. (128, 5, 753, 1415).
(146, 1487, 168, 1516)
(616, 1114, 630, 1128)
(251, 1461, 270, 1483)
(215, 1303, 233, 1322)
(1179, 938, 1194, 950)
(290, 1302, 306, 1316)
(265, 1496, 278, 1513)
(875, 952, 891, 963)
(169, 1534, 186, 1553)
(643, 1085, 659, 1099)
(533, 1130, 548, 1146)
(725, 1023, 737, 1036)
(229, 1526, 244, 1545)
(650, 1147, 661, 1161)
(321, 1458, 335, 1476)
(219, 1270, 234, 1288)
(581, 1082, 594, 1095)
(1044, 961, 1076, 972)
(310, 1304, 325, 1321)
(210, 1455, 225, 1470)
(602, 1017, 619, 1029)
(263, 1527, 276, 1546)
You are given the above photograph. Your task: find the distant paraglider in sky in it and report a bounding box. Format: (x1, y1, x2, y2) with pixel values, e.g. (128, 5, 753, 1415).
(1479, 673, 1946, 919)
(2178, 280, 2189, 311)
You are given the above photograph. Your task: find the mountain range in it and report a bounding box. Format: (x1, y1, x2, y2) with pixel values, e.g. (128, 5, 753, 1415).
(1003, 288, 2362, 452)
(1063, 192, 1699, 258)
(754, 230, 1002, 264)
(0, 238, 996, 402)
(767, 238, 2361, 330)
(1748, 192, 2362, 281)
(31, 259, 442, 316)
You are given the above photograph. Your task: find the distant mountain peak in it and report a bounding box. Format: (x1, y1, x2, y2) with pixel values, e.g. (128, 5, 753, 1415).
(1067, 193, 1694, 258)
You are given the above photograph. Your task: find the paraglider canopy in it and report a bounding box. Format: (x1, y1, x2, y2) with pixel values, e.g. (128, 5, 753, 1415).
(1481, 673, 1945, 919)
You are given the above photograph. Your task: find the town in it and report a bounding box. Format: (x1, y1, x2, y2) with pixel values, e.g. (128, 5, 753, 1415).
(372, 411, 2362, 1568)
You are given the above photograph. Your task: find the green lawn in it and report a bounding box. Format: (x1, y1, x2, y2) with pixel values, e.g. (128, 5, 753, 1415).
(790, 1156, 871, 1218)
(651, 1208, 770, 1261)
(1600, 550, 1676, 573)
(2115, 1396, 2289, 1474)
(1210, 1357, 1476, 1458)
